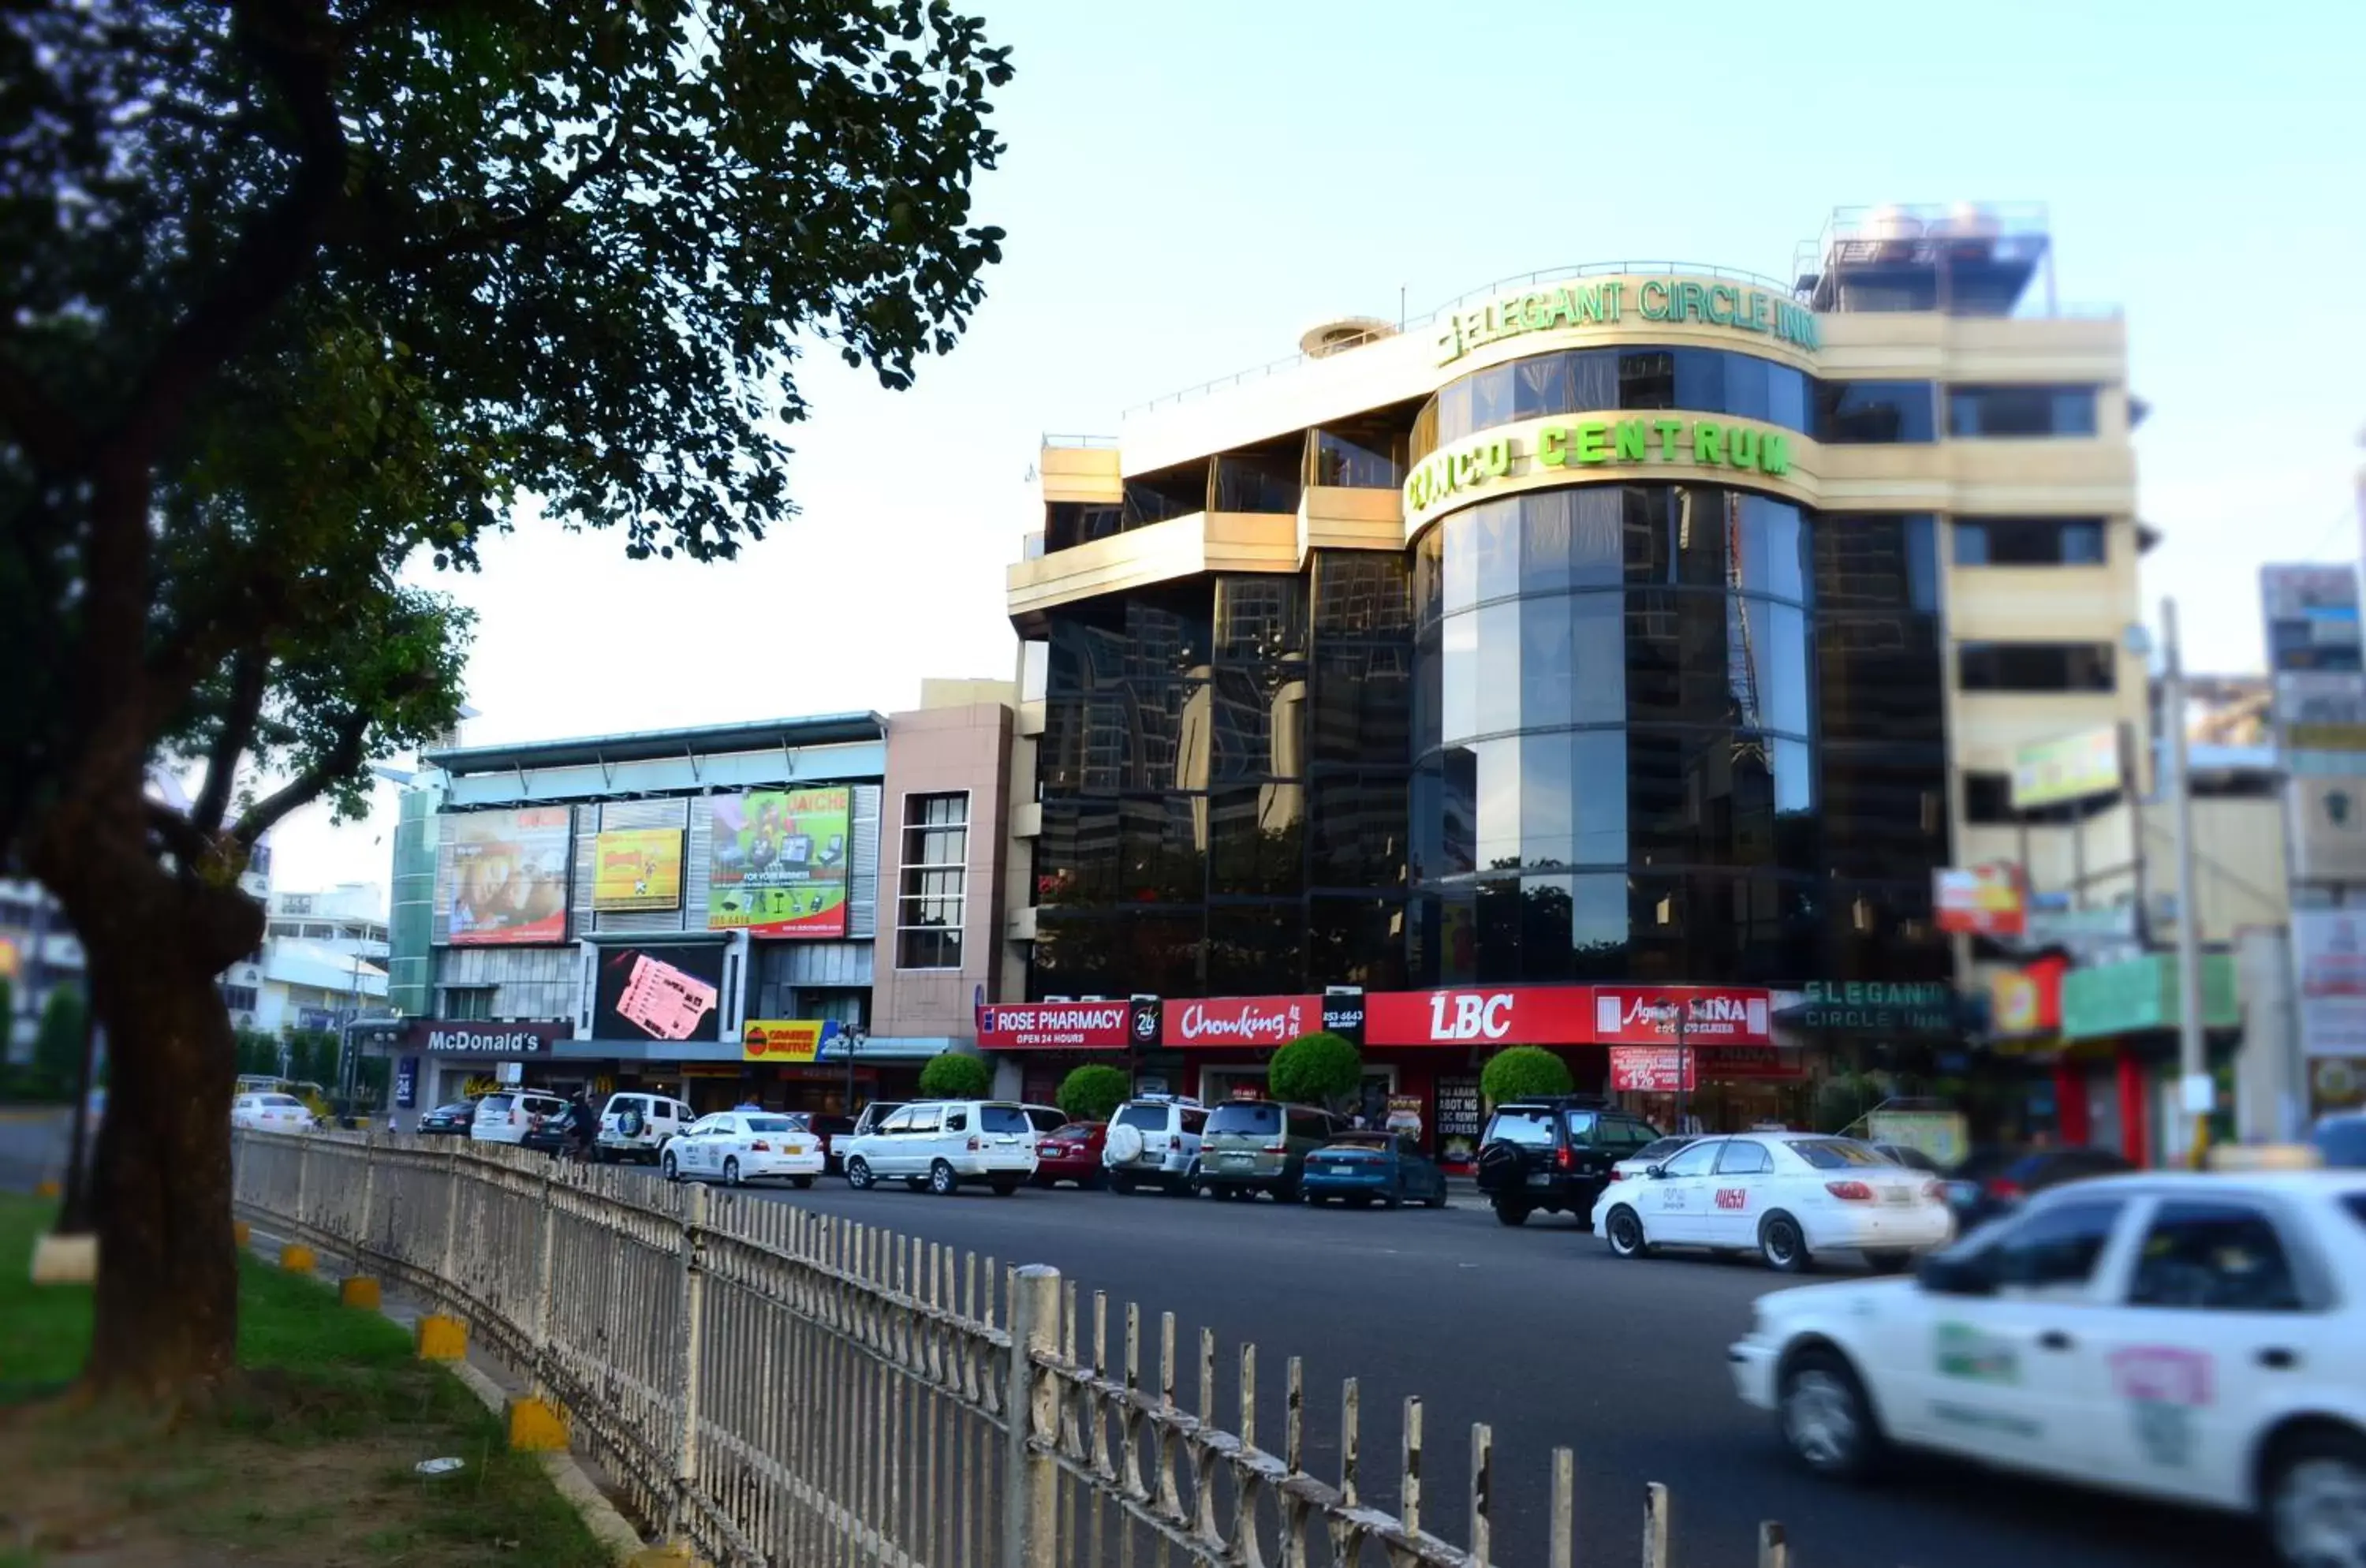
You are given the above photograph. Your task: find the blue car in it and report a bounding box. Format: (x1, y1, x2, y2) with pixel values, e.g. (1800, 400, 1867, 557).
(1302, 1133, 1450, 1209)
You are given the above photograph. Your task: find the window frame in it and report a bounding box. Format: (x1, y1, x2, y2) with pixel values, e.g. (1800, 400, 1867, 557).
(895, 790, 972, 971)
(1955, 640, 2118, 694)
(1659, 1140, 1724, 1178)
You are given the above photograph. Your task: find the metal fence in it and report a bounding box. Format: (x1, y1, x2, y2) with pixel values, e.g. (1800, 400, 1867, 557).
(233, 1132, 1799, 1567)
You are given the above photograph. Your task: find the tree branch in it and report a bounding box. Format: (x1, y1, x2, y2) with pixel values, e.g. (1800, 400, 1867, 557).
(144, 800, 217, 875)
(190, 648, 270, 834)
(231, 705, 371, 849)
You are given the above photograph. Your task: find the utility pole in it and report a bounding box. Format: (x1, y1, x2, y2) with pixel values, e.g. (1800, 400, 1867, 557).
(1673, 1001, 1692, 1135)
(2162, 599, 2211, 1165)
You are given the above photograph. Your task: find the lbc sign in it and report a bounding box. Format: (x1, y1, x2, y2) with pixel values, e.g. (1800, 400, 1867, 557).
(1364, 987, 1595, 1047)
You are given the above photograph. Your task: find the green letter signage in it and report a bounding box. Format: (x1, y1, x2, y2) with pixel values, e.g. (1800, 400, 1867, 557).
(1435, 273, 1821, 366)
(1405, 416, 1803, 520)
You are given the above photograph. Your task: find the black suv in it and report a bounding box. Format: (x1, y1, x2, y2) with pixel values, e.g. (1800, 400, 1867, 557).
(1474, 1099, 1663, 1227)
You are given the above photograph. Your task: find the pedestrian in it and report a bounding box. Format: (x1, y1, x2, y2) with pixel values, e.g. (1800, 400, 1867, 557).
(736, 1090, 761, 1111)
(565, 1090, 599, 1163)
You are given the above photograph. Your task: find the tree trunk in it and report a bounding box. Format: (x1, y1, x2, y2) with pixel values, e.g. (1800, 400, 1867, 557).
(35, 784, 256, 1408)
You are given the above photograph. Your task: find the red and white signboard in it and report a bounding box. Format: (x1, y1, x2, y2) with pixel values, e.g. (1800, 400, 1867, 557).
(1163, 995, 1323, 1048)
(1592, 987, 1771, 1047)
(975, 1002, 1130, 1052)
(1364, 986, 1597, 1047)
(1609, 1046, 1694, 1092)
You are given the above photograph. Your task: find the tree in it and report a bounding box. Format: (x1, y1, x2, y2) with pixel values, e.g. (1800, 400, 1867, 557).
(2, 1, 1012, 1405)
(1268, 1032, 1361, 1111)
(1480, 1046, 1573, 1106)
(917, 1052, 992, 1101)
(33, 988, 88, 1101)
(232, 1028, 282, 1081)
(1055, 1064, 1129, 1124)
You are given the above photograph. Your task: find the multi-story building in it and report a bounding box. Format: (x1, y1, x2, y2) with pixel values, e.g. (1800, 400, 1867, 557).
(996, 203, 2148, 1141)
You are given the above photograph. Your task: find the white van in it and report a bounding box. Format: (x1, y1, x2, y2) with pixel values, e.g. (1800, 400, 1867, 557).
(598, 1092, 694, 1164)
(839, 1100, 1039, 1197)
(470, 1091, 569, 1145)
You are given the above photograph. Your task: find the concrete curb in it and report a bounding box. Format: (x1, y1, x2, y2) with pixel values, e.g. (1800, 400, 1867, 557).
(239, 1218, 654, 1566)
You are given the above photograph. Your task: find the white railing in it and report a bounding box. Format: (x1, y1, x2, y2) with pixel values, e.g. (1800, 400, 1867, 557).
(233, 1131, 1806, 1566)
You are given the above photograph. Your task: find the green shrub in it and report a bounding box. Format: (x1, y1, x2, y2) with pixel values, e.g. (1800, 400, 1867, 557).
(917, 1051, 992, 1100)
(1056, 1063, 1129, 1123)
(1267, 1031, 1361, 1110)
(1480, 1045, 1572, 1106)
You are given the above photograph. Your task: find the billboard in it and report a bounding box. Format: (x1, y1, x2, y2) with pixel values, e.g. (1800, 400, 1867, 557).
(2276, 671, 2366, 752)
(2289, 777, 2366, 883)
(442, 808, 573, 946)
(1591, 987, 1771, 1046)
(741, 1018, 842, 1064)
(592, 943, 727, 1043)
(592, 828, 685, 913)
(976, 1002, 1131, 1051)
(2295, 909, 2366, 1058)
(2010, 726, 2122, 811)
(2261, 564, 2363, 674)
(1162, 995, 1322, 1048)
(706, 788, 852, 938)
(1935, 865, 2025, 936)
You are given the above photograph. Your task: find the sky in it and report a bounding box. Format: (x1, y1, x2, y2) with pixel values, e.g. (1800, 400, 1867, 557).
(269, 0, 2366, 905)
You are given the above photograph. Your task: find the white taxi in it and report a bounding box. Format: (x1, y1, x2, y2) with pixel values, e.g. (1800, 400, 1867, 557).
(231, 1092, 315, 1133)
(662, 1111, 825, 1188)
(1592, 1132, 1952, 1273)
(1727, 1172, 2366, 1568)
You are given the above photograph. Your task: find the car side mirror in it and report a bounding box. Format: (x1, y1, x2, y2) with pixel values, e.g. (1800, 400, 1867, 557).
(1916, 1251, 1994, 1297)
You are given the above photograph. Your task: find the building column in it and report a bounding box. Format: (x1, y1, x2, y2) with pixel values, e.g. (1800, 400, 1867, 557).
(2052, 1056, 2089, 1144)
(2116, 1044, 2150, 1168)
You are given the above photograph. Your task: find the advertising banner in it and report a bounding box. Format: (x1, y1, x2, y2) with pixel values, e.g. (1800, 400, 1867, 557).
(1865, 1110, 1969, 1168)
(706, 788, 852, 938)
(592, 827, 685, 913)
(1609, 1045, 1694, 1092)
(2295, 909, 2366, 1058)
(2288, 777, 2366, 883)
(1989, 961, 2064, 1038)
(975, 1002, 1132, 1051)
(394, 1056, 419, 1111)
(442, 807, 573, 946)
(1935, 864, 2025, 936)
(1786, 980, 1957, 1036)
(2261, 564, 2363, 674)
(592, 943, 727, 1043)
(1364, 985, 1595, 1047)
(1128, 995, 1162, 1051)
(1591, 987, 1772, 1047)
(400, 1019, 569, 1056)
(1322, 987, 1367, 1046)
(2276, 671, 2366, 752)
(1433, 1076, 1483, 1164)
(741, 1018, 842, 1065)
(1162, 995, 1323, 1048)
(2010, 726, 2123, 811)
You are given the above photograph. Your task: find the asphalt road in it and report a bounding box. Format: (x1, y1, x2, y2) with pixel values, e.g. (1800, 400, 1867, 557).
(673, 1170, 2257, 1568)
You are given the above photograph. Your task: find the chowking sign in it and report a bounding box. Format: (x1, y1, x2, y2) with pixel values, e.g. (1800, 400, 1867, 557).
(976, 1002, 1131, 1051)
(1162, 995, 1321, 1048)
(1435, 277, 1821, 366)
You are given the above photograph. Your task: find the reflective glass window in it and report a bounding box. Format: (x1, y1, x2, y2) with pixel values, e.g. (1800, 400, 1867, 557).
(1733, 600, 1811, 737)
(1442, 503, 1480, 616)
(1312, 551, 1412, 635)
(1308, 775, 1408, 890)
(1313, 417, 1409, 490)
(1819, 617, 1946, 747)
(1472, 501, 1521, 604)
(1439, 747, 1477, 878)
(1948, 385, 2099, 439)
(1957, 641, 2118, 693)
(1208, 786, 1304, 897)
(1734, 496, 1811, 604)
(1311, 645, 1410, 766)
(1823, 749, 1949, 879)
(1211, 667, 1298, 781)
(1953, 517, 2108, 567)
(1468, 365, 1515, 433)
(1570, 593, 1625, 724)
(1476, 875, 1523, 983)
(1816, 513, 1939, 612)
(1473, 737, 1522, 872)
(1513, 353, 1573, 419)
(1618, 349, 1676, 409)
(1308, 896, 1409, 991)
(1213, 446, 1302, 513)
(1413, 623, 1441, 754)
(1623, 485, 1674, 584)
(1673, 349, 1726, 411)
(1205, 903, 1304, 995)
(1521, 594, 1575, 731)
(1118, 795, 1202, 903)
(1440, 611, 1477, 744)
(1815, 380, 1937, 443)
(1475, 601, 1522, 737)
(1214, 577, 1304, 662)
(1520, 730, 1573, 868)
(1413, 530, 1444, 628)
(1572, 732, 1629, 866)
(1521, 490, 1574, 595)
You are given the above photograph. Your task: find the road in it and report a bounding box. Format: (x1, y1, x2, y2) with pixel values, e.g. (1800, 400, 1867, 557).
(668, 1170, 2254, 1568)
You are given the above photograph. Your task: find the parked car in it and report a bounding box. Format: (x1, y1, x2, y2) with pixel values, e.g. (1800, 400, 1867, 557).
(792, 1113, 858, 1174)
(598, 1092, 694, 1164)
(1032, 1121, 1108, 1188)
(850, 1101, 905, 1139)
(1102, 1096, 1207, 1196)
(1199, 1100, 1345, 1202)
(416, 1100, 476, 1137)
(1475, 1099, 1663, 1227)
(1021, 1103, 1070, 1134)
(1942, 1145, 2134, 1231)
(1610, 1134, 1700, 1186)
(663, 1111, 824, 1187)
(1595, 1133, 1952, 1273)
(1302, 1132, 1449, 1209)
(1872, 1142, 1944, 1174)
(1729, 1170, 2366, 1568)
(469, 1091, 569, 1146)
(2312, 1112, 2366, 1169)
(839, 1100, 1037, 1196)
(232, 1092, 314, 1133)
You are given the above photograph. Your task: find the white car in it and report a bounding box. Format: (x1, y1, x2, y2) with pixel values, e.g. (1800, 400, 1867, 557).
(1593, 1132, 1952, 1273)
(1102, 1096, 1207, 1196)
(469, 1090, 569, 1145)
(1609, 1134, 1701, 1186)
(232, 1092, 314, 1133)
(1728, 1171, 2366, 1568)
(839, 1099, 1038, 1197)
(598, 1092, 694, 1165)
(663, 1111, 824, 1188)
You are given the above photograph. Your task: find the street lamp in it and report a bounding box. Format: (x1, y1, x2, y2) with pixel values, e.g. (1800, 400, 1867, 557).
(840, 1021, 870, 1114)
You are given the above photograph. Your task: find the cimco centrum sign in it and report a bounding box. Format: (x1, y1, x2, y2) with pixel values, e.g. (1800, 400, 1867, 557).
(1406, 416, 1794, 517)
(1435, 276, 1822, 366)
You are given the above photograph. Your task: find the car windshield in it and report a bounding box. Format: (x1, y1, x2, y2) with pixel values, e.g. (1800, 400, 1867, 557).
(2312, 1119, 2366, 1169)
(1487, 1107, 1556, 1147)
(1782, 1139, 1886, 1169)
(1633, 1137, 1692, 1163)
(1024, 1107, 1068, 1132)
(2343, 1194, 2366, 1229)
(1116, 1105, 1169, 1132)
(480, 1095, 512, 1112)
(745, 1117, 794, 1133)
(1563, 1111, 1597, 1141)
(1327, 1133, 1396, 1152)
(981, 1106, 1031, 1134)
(1207, 1103, 1282, 1137)
(265, 1095, 304, 1107)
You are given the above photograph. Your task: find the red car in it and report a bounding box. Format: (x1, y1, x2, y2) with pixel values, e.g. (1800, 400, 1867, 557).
(1032, 1121, 1107, 1188)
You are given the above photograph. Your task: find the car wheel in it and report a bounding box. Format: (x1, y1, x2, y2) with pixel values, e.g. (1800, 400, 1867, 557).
(662, 1152, 680, 1182)
(989, 1178, 1019, 1197)
(2267, 1427, 2366, 1568)
(930, 1159, 959, 1196)
(1110, 1174, 1136, 1195)
(1032, 1172, 1055, 1188)
(1492, 1199, 1531, 1227)
(905, 1177, 928, 1192)
(1864, 1249, 1913, 1275)
(1778, 1348, 1882, 1482)
(791, 1176, 814, 1190)
(1347, 1194, 1372, 1209)
(1760, 1212, 1812, 1274)
(845, 1157, 875, 1190)
(1604, 1205, 1649, 1259)
(1308, 1193, 1331, 1206)
(1424, 1186, 1449, 1210)
(723, 1157, 741, 1187)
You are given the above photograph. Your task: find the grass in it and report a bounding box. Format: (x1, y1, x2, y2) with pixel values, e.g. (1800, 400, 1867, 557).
(0, 1193, 613, 1566)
